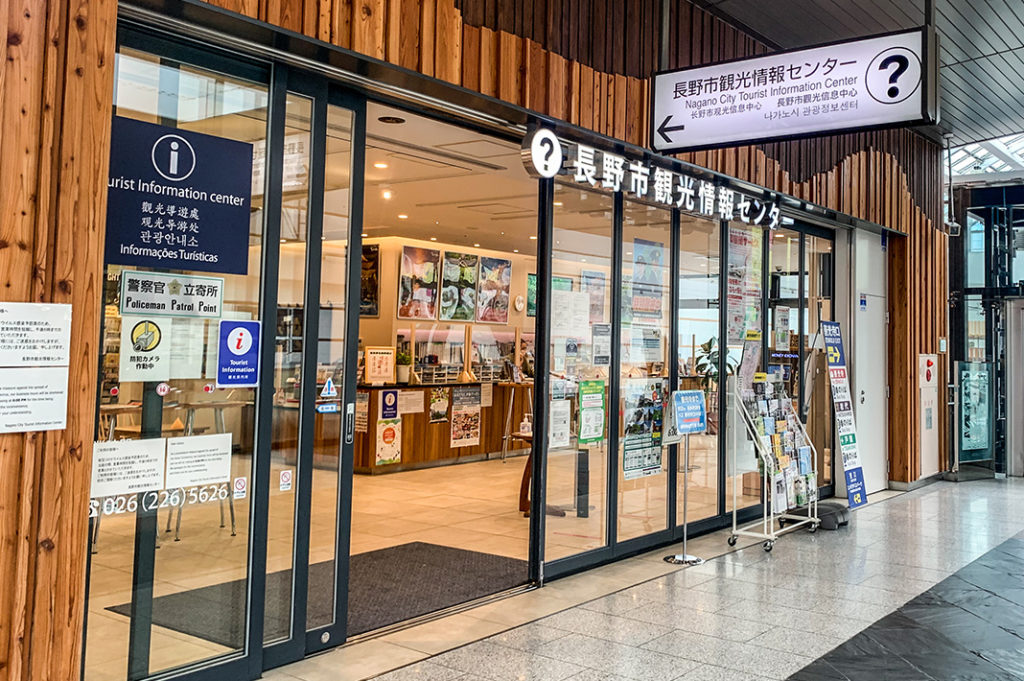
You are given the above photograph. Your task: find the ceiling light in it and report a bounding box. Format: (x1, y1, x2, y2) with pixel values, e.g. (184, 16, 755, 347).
(398, 214, 408, 219)
(554, 201, 563, 206)
(474, 243, 481, 247)
(513, 249, 519, 253)
(430, 237, 437, 241)
(361, 233, 368, 237)
(378, 115, 405, 125)
(581, 258, 587, 262)
(373, 162, 388, 169)
(530, 235, 537, 240)
(382, 189, 393, 200)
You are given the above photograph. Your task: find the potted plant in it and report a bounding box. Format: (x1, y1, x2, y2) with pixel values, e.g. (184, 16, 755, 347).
(396, 350, 412, 383)
(694, 337, 736, 434)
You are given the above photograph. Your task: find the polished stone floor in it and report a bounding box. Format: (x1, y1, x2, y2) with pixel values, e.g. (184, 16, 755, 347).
(792, 529, 1024, 681)
(266, 478, 1024, 681)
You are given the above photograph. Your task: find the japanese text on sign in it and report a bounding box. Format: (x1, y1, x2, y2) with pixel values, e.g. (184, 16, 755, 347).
(821, 321, 866, 509)
(120, 270, 224, 318)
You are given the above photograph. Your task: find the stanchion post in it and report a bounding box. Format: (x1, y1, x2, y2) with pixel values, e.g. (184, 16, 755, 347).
(665, 431, 704, 566)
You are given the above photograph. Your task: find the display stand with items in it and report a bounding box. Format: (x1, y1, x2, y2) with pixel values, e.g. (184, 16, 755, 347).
(727, 373, 820, 551)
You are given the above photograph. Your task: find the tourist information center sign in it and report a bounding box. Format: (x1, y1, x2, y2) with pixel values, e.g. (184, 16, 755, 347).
(822, 321, 866, 509)
(651, 28, 936, 153)
(106, 117, 254, 275)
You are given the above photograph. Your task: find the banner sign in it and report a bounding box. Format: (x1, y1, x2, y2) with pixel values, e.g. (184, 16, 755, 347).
(652, 28, 936, 152)
(821, 321, 866, 509)
(105, 117, 253, 275)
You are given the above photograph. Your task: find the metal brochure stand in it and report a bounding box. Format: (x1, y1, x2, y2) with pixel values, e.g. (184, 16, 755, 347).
(727, 378, 820, 551)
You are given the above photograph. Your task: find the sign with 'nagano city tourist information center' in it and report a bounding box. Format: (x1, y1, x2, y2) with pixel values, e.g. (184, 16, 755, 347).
(105, 117, 254, 275)
(651, 28, 937, 153)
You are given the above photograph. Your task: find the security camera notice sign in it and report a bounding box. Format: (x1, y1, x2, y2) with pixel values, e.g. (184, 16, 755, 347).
(651, 28, 932, 152)
(105, 116, 253, 275)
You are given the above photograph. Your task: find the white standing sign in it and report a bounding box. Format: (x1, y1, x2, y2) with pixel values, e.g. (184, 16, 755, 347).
(652, 29, 934, 152)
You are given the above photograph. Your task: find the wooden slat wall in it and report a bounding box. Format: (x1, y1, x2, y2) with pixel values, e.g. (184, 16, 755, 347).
(0, 1, 118, 680)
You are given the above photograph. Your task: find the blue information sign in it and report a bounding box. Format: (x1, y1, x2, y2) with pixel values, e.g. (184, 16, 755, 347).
(105, 117, 254, 275)
(673, 390, 707, 435)
(216, 320, 261, 388)
(381, 390, 399, 419)
(821, 321, 866, 509)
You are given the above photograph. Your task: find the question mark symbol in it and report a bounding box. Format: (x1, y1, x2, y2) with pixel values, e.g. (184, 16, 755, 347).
(879, 54, 909, 99)
(538, 137, 555, 171)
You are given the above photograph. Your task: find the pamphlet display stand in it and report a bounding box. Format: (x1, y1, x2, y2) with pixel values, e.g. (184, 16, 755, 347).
(728, 375, 820, 551)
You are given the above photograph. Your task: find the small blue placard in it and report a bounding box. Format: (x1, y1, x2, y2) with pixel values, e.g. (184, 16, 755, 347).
(216, 320, 261, 388)
(673, 390, 707, 435)
(381, 389, 399, 419)
(316, 403, 340, 414)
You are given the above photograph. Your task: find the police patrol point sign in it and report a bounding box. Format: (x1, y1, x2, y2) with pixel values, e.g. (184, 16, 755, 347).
(652, 28, 936, 153)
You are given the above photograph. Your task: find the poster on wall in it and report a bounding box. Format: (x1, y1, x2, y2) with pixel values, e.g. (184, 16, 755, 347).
(360, 244, 380, 317)
(476, 257, 512, 323)
(727, 226, 762, 342)
(821, 321, 866, 509)
(364, 346, 395, 385)
(376, 418, 402, 465)
(622, 378, 664, 480)
(551, 276, 573, 291)
(397, 246, 440, 320)
(580, 270, 607, 323)
(774, 306, 791, 350)
(439, 251, 479, 321)
(526, 274, 538, 317)
(631, 238, 665, 320)
(355, 391, 369, 432)
(429, 387, 450, 423)
(450, 385, 481, 447)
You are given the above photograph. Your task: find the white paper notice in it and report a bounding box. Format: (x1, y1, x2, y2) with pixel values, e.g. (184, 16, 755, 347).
(170, 318, 205, 379)
(0, 366, 69, 434)
(480, 382, 493, 408)
(165, 433, 233, 488)
(0, 302, 72, 366)
(548, 399, 572, 449)
(120, 316, 171, 382)
(397, 390, 424, 415)
(90, 438, 167, 498)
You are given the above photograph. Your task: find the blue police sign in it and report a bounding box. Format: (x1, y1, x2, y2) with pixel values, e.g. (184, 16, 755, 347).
(673, 390, 707, 435)
(105, 117, 254, 275)
(217, 320, 261, 388)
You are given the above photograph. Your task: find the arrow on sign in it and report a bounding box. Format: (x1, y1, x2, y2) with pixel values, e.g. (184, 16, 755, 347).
(657, 115, 686, 144)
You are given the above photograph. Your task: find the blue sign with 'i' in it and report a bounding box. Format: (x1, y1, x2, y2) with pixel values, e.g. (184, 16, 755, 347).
(217, 320, 261, 388)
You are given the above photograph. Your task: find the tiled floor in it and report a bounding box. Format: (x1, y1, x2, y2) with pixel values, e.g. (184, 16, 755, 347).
(792, 528, 1024, 680)
(264, 478, 1024, 681)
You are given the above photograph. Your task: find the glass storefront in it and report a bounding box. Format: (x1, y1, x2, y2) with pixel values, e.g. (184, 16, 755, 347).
(85, 18, 845, 681)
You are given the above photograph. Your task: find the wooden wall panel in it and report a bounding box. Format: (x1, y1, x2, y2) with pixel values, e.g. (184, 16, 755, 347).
(0, 1, 117, 680)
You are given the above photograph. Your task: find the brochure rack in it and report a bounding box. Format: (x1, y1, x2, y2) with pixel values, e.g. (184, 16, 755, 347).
(727, 377, 820, 551)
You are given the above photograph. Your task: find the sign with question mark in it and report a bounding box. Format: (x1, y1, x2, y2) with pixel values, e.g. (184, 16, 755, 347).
(866, 46, 921, 105)
(522, 128, 564, 178)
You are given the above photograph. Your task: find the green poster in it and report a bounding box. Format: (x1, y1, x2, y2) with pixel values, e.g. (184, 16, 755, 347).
(578, 380, 606, 444)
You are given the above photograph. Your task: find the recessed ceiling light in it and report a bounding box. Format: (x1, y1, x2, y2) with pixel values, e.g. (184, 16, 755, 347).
(398, 214, 408, 219)
(474, 243, 481, 247)
(280, 238, 287, 243)
(581, 258, 587, 262)
(373, 162, 388, 169)
(529, 235, 537, 240)
(378, 115, 406, 124)
(513, 249, 519, 253)
(430, 237, 437, 241)
(554, 201, 563, 206)
(382, 189, 393, 200)
(361, 233, 368, 237)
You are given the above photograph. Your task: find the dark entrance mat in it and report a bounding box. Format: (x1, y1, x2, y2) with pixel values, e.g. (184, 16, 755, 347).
(108, 542, 527, 648)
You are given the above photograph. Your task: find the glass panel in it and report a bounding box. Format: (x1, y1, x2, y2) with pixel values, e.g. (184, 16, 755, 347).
(306, 103, 353, 631)
(803, 234, 834, 487)
(617, 200, 671, 541)
(767, 228, 801, 400)
(264, 93, 313, 645)
(86, 48, 268, 679)
(966, 212, 985, 288)
(966, 295, 987, 361)
(677, 213, 721, 524)
(545, 184, 613, 561)
(724, 221, 764, 513)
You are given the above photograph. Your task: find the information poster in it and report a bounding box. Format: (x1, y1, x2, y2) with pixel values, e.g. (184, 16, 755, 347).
(526, 273, 538, 317)
(580, 270, 607, 323)
(821, 321, 866, 509)
(673, 390, 708, 435)
(578, 380, 606, 444)
(774, 306, 791, 350)
(90, 438, 167, 498)
(480, 382, 493, 408)
(429, 387, 449, 423)
(450, 385, 481, 447)
(120, 316, 170, 382)
(376, 418, 402, 465)
(631, 238, 665, 319)
(397, 246, 440, 320)
(622, 378, 664, 480)
(355, 391, 369, 433)
(165, 433, 232, 488)
(364, 346, 395, 385)
(105, 117, 253, 275)
(380, 389, 399, 419)
(960, 364, 991, 454)
(170, 318, 205, 379)
(0, 302, 72, 434)
(548, 399, 572, 449)
(737, 329, 762, 389)
(476, 257, 512, 323)
(727, 226, 762, 342)
(360, 244, 381, 317)
(592, 324, 611, 366)
(439, 251, 479, 321)
(397, 390, 424, 415)
(0, 367, 69, 434)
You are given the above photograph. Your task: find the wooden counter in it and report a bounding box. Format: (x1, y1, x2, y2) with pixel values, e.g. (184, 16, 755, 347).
(353, 382, 533, 473)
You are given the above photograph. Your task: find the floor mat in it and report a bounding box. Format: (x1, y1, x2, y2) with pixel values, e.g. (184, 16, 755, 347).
(107, 542, 528, 648)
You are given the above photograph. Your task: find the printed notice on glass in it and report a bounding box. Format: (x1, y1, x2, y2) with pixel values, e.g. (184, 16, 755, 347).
(355, 391, 369, 433)
(548, 399, 572, 449)
(0, 367, 70, 434)
(578, 380, 605, 444)
(120, 316, 171, 382)
(165, 433, 233, 488)
(90, 438, 167, 498)
(591, 324, 612, 366)
(120, 270, 224, 318)
(170, 318, 205, 379)
(0, 302, 72, 366)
